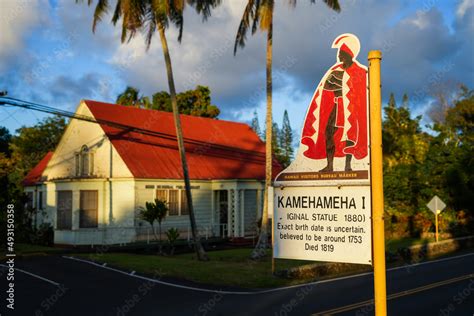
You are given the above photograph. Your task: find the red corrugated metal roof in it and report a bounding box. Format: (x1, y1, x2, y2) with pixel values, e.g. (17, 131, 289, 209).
(84, 100, 281, 180)
(22, 151, 53, 186)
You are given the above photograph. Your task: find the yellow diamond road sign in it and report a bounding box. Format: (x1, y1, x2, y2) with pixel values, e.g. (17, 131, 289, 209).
(427, 195, 446, 214)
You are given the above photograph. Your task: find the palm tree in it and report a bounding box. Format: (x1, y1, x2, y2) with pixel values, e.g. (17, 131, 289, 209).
(82, 0, 221, 261)
(138, 199, 168, 253)
(116, 86, 151, 108)
(234, 0, 340, 259)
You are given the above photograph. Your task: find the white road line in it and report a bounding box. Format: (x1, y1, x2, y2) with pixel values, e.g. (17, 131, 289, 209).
(0, 264, 60, 286)
(62, 252, 474, 295)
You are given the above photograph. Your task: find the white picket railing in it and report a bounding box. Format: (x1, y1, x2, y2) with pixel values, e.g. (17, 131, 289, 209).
(57, 223, 231, 246)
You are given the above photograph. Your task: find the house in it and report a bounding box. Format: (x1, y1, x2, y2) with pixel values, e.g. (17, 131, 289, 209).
(23, 100, 280, 246)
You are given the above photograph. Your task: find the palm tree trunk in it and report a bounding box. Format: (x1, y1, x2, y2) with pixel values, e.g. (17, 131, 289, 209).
(151, 224, 159, 243)
(251, 15, 273, 260)
(157, 21, 209, 261)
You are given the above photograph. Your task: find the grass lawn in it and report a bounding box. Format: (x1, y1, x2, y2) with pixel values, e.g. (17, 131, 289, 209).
(20, 235, 461, 289)
(13, 243, 61, 255)
(78, 248, 316, 289)
(75, 237, 455, 289)
(0, 243, 62, 260)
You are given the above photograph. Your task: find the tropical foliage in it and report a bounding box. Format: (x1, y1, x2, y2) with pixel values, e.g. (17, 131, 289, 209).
(139, 199, 168, 253)
(0, 117, 67, 246)
(383, 86, 473, 239)
(116, 85, 220, 118)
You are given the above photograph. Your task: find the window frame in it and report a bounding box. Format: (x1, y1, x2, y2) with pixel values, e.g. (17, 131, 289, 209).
(75, 145, 94, 177)
(79, 190, 98, 228)
(154, 188, 189, 216)
(57, 190, 72, 230)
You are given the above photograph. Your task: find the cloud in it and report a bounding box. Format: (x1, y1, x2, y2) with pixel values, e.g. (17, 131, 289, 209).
(457, 0, 474, 17)
(1, 0, 473, 134)
(49, 73, 104, 103)
(0, 0, 48, 71)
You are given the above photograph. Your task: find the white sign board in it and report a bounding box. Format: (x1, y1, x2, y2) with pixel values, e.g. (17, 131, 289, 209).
(273, 186, 372, 265)
(427, 195, 446, 214)
(272, 33, 372, 265)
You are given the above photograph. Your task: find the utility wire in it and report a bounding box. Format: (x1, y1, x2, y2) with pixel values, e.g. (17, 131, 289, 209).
(0, 96, 266, 160)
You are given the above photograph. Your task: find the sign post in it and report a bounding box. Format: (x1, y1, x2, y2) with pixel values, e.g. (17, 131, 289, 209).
(427, 196, 446, 242)
(368, 50, 387, 316)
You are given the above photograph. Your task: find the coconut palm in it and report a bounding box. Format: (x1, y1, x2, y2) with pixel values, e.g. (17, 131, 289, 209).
(81, 0, 221, 261)
(116, 86, 151, 108)
(234, 0, 340, 259)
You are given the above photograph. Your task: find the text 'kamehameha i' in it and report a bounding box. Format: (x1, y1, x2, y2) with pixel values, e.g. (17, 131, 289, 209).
(277, 195, 366, 209)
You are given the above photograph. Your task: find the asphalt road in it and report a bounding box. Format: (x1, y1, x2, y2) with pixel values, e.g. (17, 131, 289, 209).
(0, 252, 473, 316)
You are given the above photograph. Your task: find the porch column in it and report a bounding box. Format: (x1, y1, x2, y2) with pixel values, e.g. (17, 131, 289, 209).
(232, 189, 240, 237)
(210, 190, 215, 236)
(227, 189, 232, 237)
(240, 190, 245, 237)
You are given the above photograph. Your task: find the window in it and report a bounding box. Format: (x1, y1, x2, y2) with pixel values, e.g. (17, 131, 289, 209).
(57, 191, 72, 230)
(81, 146, 89, 175)
(75, 145, 94, 176)
(156, 189, 167, 201)
(155, 189, 189, 216)
(80, 190, 98, 228)
(168, 190, 179, 216)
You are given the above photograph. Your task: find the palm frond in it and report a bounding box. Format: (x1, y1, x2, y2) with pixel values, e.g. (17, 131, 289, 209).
(234, 0, 258, 55)
(322, 0, 341, 12)
(120, 23, 128, 43)
(92, 0, 109, 33)
(289, 0, 340, 12)
(250, 0, 261, 34)
(168, 3, 184, 42)
(144, 8, 157, 50)
(187, 0, 222, 21)
(111, 0, 123, 25)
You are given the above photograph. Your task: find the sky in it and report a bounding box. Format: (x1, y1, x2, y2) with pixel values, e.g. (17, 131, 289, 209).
(0, 0, 473, 139)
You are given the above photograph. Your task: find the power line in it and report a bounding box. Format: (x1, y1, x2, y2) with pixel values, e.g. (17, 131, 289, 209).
(0, 96, 266, 161)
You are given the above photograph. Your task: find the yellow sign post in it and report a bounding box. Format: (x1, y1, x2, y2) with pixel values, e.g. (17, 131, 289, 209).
(368, 50, 387, 316)
(435, 210, 440, 242)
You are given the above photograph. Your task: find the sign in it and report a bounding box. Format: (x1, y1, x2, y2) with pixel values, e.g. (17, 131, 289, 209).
(273, 33, 372, 265)
(427, 195, 446, 243)
(275, 33, 370, 186)
(427, 195, 446, 214)
(274, 186, 372, 264)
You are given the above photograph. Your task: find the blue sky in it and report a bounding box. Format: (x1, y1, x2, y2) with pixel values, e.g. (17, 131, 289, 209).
(0, 0, 473, 138)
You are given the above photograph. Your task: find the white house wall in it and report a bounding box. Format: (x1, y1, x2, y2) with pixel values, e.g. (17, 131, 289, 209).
(43, 101, 132, 181)
(135, 179, 264, 239)
(135, 180, 214, 239)
(46, 179, 136, 245)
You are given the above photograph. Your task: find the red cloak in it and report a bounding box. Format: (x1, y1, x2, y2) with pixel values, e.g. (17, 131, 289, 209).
(301, 62, 368, 160)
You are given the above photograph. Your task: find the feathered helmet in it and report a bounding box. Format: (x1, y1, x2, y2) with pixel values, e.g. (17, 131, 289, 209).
(332, 33, 361, 59)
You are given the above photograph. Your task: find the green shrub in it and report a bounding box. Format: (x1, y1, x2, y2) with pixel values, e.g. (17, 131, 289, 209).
(166, 228, 180, 255)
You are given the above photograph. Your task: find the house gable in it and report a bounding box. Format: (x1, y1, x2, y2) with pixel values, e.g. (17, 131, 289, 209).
(43, 101, 133, 180)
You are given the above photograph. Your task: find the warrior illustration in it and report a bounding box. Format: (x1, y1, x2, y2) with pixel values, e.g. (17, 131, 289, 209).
(301, 33, 368, 172)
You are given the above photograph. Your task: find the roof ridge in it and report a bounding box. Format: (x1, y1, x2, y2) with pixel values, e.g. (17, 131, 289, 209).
(83, 99, 252, 128)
